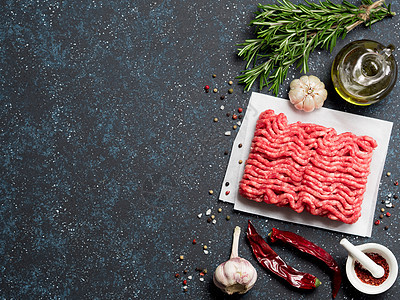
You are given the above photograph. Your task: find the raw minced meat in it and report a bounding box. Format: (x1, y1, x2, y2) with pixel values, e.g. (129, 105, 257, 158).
(239, 110, 377, 224)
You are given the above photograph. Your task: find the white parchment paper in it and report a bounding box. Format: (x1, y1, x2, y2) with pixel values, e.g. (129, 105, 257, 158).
(219, 92, 393, 237)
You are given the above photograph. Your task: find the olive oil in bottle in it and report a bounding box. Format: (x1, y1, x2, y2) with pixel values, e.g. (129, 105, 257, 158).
(331, 40, 397, 106)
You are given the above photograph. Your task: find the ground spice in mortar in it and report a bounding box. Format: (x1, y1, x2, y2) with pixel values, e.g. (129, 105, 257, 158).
(354, 253, 389, 286)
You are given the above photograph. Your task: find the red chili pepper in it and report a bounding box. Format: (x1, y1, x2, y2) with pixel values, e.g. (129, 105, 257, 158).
(246, 221, 321, 290)
(268, 228, 342, 298)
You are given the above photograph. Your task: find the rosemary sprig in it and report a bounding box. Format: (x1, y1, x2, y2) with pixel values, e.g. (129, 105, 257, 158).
(237, 0, 395, 95)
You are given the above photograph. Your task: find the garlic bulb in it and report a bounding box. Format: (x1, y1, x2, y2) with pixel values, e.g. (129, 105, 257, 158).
(289, 75, 328, 112)
(213, 226, 257, 295)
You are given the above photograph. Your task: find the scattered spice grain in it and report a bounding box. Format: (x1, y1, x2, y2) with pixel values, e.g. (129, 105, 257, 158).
(228, 88, 234, 94)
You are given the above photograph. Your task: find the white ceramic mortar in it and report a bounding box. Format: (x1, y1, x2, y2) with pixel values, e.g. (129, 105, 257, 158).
(344, 241, 398, 294)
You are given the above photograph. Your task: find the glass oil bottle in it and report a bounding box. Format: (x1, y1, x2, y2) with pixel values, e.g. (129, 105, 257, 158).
(331, 40, 397, 106)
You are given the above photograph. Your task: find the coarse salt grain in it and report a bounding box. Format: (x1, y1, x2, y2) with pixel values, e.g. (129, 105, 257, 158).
(188, 276, 192, 280)
(225, 131, 231, 136)
(206, 209, 211, 216)
(199, 278, 204, 282)
(204, 250, 209, 255)
(197, 213, 202, 218)
(220, 105, 224, 110)
(212, 219, 216, 224)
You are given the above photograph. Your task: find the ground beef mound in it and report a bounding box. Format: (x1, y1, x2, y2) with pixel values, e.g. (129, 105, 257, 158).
(239, 110, 377, 224)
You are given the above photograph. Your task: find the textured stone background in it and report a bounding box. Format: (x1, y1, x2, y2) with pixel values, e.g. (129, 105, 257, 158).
(0, 0, 399, 299)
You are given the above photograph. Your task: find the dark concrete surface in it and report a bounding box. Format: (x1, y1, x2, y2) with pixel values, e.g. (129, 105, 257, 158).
(1, 0, 399, 299)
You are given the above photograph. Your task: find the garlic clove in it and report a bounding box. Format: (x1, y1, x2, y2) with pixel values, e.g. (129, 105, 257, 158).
(289, 78, 301, 89)
(314, 80, 326, 90)
(308, 75, 320, 88)
(314, 90, 328, 108)
(303, 95, 315, 112)
(299, 75, 310, 86)
(289, 89, 306, 105)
